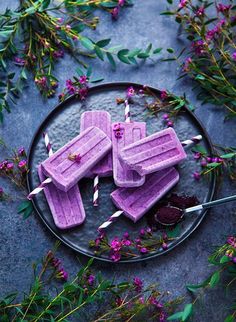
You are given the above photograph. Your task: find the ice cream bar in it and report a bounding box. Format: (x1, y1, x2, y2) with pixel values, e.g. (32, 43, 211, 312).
(112, 122, 146, 187)
(80, 111, 112, 177)
(119, 128, 187, 176)
(41, 126, 112, 192)
(111, 167, 179, 222)
(38, 165, 85, 229)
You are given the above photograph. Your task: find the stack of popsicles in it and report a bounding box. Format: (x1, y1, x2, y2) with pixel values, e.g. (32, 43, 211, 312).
(30, 109, 200, 230)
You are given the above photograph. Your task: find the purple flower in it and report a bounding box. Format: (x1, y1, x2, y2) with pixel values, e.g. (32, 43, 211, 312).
(127, 86, 135, 98)
(139, 228, 146, 236)
(179, 0, 187, 9)
(206, 157, 212, 163)
(18, 160, 27, 169)
(159, 311, 167, 322)
(167, 120, 174, 127)
(216, 4, 231, 13)
(53, 50, 64, 59)
(79, 75, 88, 84)
(183, 57, 192, 72)
(206, 26, 219, 41)
(87, 274, 95, 285)
(66, 24, 71, 30)
(75, 154, 81, 163)
(160, 90, 168, 100)
(118, 0, 125, 6)
(78, 87, 88, 100)
(162, 242, 168, 250)
(57, 268, 68, 281)
(57, 17, 64, 23)
(200, 159, 207, 167)
(123, 232, 129, 239)
(146, 227, 152, 234)
(196, 7, 204, 16)
(18, 147, 25, 156)
(227, 236, 236, 248)
(194, 152, 202, 160)
(162, 113, 169, 120)
(111, 7, 119, 20)
(0, 187, 3, 195)
(110, 238, 122, 252)
(232, 52, 236, 61)
(140, 247, 148, 254)
(232, 257, 236, 264)
(191, 40, 206, 55)
(122, 239, 132, 246)
(110, 251, 121, 262)
(193, 171, 201, 181)
(52, 257, 61, 268)
(6, 162, 14, 171)
(14, 57, 25, 66)
(58, 93, 65, 101)
(133, 277, 143, 292)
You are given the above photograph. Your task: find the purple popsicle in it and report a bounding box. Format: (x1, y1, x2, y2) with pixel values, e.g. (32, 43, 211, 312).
(42, 126, 112, 192)
(38, 165, 85, 229)
(119, 128, 187, 176)
(111, 167, 179, 223)
(80, 111, 112, 177)
(112, 122, 146, 187)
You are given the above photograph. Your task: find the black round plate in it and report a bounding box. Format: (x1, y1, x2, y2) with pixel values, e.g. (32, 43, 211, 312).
(27, 82, 216, 263)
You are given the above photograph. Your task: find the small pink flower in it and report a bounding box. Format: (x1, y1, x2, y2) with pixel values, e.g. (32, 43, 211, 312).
(79, 75, 88, 84)
(127, 86, 135, 98)
(18, 160, 27, 169)
(57, 268, 68, 281)
(118, 0, 125, 6)
(133, 277, 143, 292)
(140, 247, 148, 254)
(232, 52, 236, 61)
(216, 4, 231, 13)
(18, 147, 25, 156)
(183, 57, 192, 72)
(122, 239, 132, 246)
(160, 90, 168, 100)
(87, 274, 95, 285)
(162, 242, 168, 250)
(110, 251, 121, 262)
(57, 17, 63, 23)
(75, 154, 81, 163)
(111, 7, 119, 20)
(193, 171, 201, 181)
(78, 87, 88, 100)
(179, 0, 188, 9)
(167, 120, 174, 127)
(227, 236, 236, 248)
(110, 238, 122, 251)
(196, 7, 204, 16)
(6, 162, 14, 170)
(0, 187, 3, 195)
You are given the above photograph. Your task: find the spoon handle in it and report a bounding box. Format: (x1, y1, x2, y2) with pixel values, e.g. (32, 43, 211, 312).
(185, 194, 236, 214)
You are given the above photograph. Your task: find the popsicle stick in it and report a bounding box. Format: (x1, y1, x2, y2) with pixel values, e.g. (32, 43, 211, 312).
(98, 210, 124, 230)
(124, 99, 131, 123)
(181, 135, 202, 147)
(93, 175, 99, 207)
(43, 132, 53, 156)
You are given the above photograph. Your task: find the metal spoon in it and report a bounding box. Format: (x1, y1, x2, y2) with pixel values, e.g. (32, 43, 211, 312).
(155, 194, 236, 226)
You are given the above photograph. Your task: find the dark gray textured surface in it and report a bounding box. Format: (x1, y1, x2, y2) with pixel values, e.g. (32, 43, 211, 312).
(0, 1, 236, 321)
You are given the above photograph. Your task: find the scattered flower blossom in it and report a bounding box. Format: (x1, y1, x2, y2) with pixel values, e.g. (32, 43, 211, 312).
(18, 147, 25, 156)
(56, 267, 68, 281)
(18, 160, 27, 170)
(216, 4, 231, 13)
(118, 0, 125, 6)
(167, 120, 174, 127)
(160, 90, 168, 100)
(179, 0, 188, 9)
(79, 75, 88, 84)
(110, 251, 121, 262)
(162, 242, 168, 250)
(78, 87, 88, 100)
(0, 187, 3, 195)
(193, 171, 201, 180)
(127, 86, 135, 98)
(183, 57, 192, 72)
(200, 159, 207, 167)
(14, 57, 25, 66)
(194, 152, 202, 160)
(232, 52, 236, 61)
(162, 113, 169, 120)
(196, 7, 204, 16)
(191, 40, 206, 55)
(110, 238, 122, 252)
(87, 274, 95, 285)
(111, 7, 119, 20)
(133, 277, 143, 292)
(140, 247, 148, 254)
(227, 236, 236, 248)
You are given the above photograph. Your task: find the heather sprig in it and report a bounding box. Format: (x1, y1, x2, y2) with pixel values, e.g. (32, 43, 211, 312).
(0, 247, 181, 321)
(192, 144, 236, 180)
(89, 227, 178, 262)
(162, 0, 236, 118)
(168, 236, 236, 321)
(0, 0, 161, 121)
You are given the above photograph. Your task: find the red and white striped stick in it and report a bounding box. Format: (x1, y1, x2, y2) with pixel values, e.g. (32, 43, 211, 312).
(93, 175, 99, 207)
(181, 135, 202, 147)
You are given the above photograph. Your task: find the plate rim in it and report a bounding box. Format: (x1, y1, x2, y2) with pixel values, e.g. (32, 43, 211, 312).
(27, 81, 217, 263)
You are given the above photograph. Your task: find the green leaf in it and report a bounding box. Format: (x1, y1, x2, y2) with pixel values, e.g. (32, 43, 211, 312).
(20, 69, 27, 80)
(18, 200, 31, 213)
(167, 0, 173, 3)
(76, 67, 84, 76)
(117, 50, 130, 64)
(94, 46, 104, 61)
(162, 58, 176, 62)
(220, 255, 231, 264)
(167, 48, 174, 53)
(90, 77, 104, 83)
(160, 11, 175, 15)
(220, 153, 235, 159)
(224, 315, 234, 322)
(96, 38, 111, 48)
(80, 37, 94, 51)
(39, 0, 51, 11)
(0, 30, 13, 40)
(106, 52, 116, 69)
(206, 162, 220, 168)
(25, 6, 37, 14)
(18, 200, 33, 219)
(100, 2, 117, 8)
(167, 311, 183, 320)
(210, 271, 220, 288)
(186, 277, 211, 292)
(128, 48, 141, 58)
(153, 47, 163, 54)
(182, 303, 193, 321)
(86, 66, 92, 77)
(195, 74, 205, 80)
(137, 52, 150, 59)
(146, 43, 152, 53)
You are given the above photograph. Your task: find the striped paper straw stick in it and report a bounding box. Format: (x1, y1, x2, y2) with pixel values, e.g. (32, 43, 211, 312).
(93, 175, 99, 207)
(43, 132, 53, 156)
(27, 177, 52, 200)
(181, 135, 202, 147)
(98, 210, 124, 231)
(124, 99, 131, 123)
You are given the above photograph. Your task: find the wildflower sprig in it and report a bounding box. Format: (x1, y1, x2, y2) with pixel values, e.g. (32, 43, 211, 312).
(0, 0, 161, 121)
(168, 236, 236, 322)
(0, 247, 181, 321)
(162, 0, 236, 118)
(192, 144, 236, 180)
